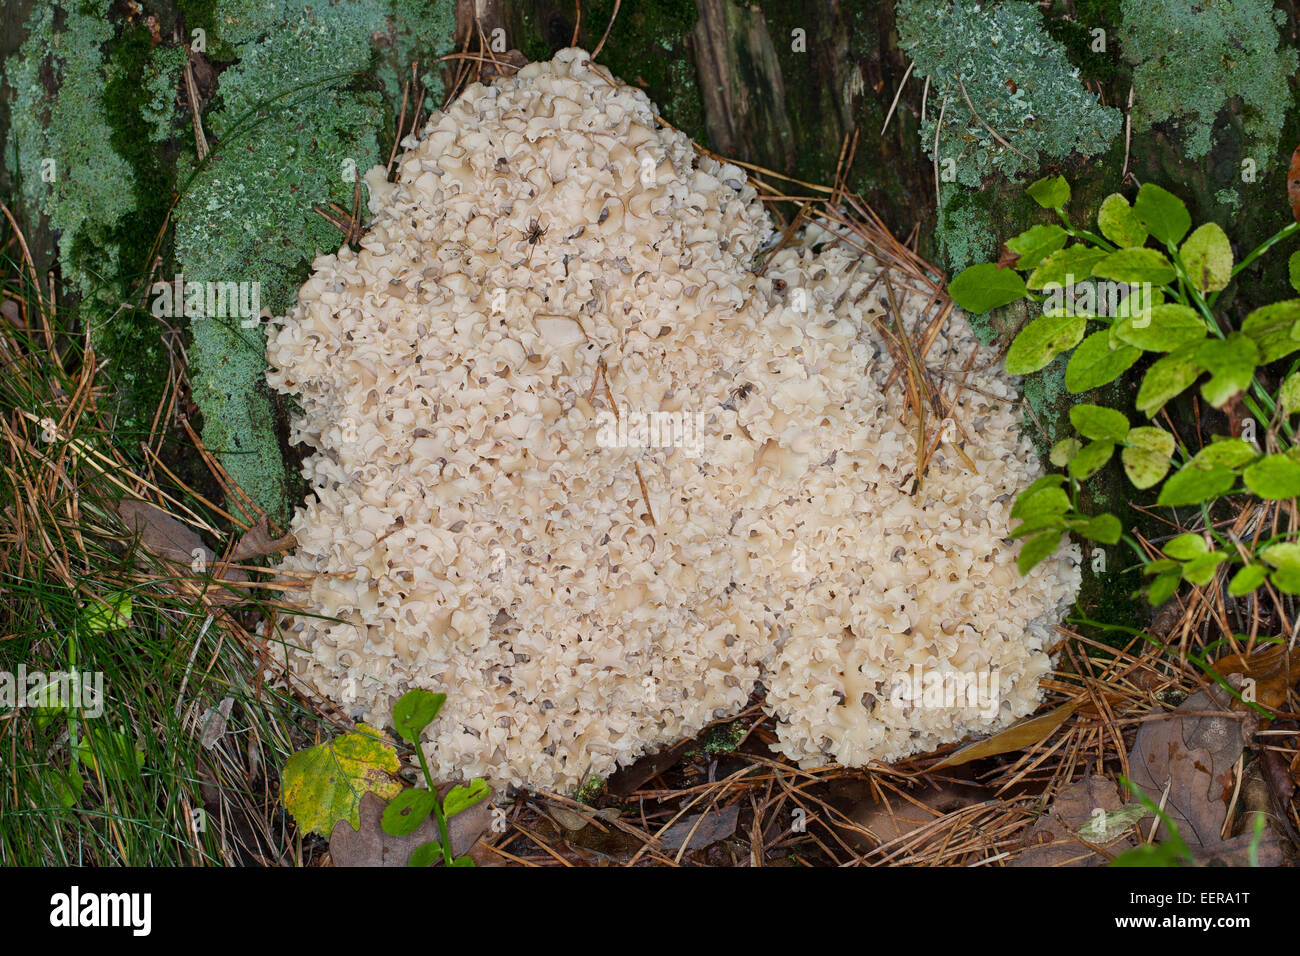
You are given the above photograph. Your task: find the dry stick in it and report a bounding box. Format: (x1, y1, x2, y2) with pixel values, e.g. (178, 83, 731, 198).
(932, 94, 946, 209)
(571, 0, 581, 46)
(597, 361, 656, 527)
(953, 74, 1031, 160)
(591, 0, 621, 60)
(387, 75, 412, 174)
(183, 52, 210, 160)
(880, 59, 915, 136)
(0, 202, 48, 343)
(1122, 83, 1135, 185)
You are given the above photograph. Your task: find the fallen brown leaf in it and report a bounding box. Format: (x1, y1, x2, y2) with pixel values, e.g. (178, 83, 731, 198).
(657, 804, 739, 851)
(1127, 683, 1255, 848)
(1211, 645, 1293, 713)
(930, 701, 1077, 769)
(229, 514, 296, 562)
(1012, 773, 1137, 867)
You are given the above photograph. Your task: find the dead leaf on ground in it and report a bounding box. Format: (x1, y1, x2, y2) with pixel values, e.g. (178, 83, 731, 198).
(115, 499, 248, 601)
(607, 739, 692, 796)
(1013, 772, 1139, 866)
(1127, 682, 1255, 849)
(657, 803, 739, 851)
(1210, 645, 1294, 713)
(229, 514, 296, 562)
(827, 776, 985, 852)
(930, 700, 1077, 769)
(329, 790, 494, 866)
(199, 696, 234, 750)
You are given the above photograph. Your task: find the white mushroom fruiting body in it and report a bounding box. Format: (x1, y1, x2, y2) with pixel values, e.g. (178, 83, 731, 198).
(266, 48, 1081, 791)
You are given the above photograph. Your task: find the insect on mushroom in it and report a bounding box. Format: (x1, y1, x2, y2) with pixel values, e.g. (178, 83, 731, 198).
(521, 217, 548, 265)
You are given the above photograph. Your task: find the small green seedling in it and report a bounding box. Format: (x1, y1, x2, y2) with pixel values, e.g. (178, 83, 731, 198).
(386, 689, 490, 867)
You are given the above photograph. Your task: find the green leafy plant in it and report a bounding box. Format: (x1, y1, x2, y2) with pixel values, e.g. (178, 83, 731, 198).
(385, 690, 490, 868)
(949, 175, 1300, 604)
(280, 688, 491, 865)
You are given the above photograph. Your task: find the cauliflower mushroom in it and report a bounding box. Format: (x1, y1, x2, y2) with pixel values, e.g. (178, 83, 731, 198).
(266, 48, 1080, 791)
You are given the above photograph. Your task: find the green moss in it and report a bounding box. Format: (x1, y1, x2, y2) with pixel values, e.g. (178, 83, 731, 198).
(689, 720, 746, 757)
(5, 2, 135, 284)
(1120, 0, 1296, 163)
(935, 183, 999, 303)
(1040, 0, 1124, 83)
(574, 774, 606, 804)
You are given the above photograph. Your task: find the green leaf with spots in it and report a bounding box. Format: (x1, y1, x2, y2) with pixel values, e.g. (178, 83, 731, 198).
(1112, 303, 1206, 352)
(1069, 439, 1115, 479)
(1179, 223, 1232, 293)
(1242, 454, 1300, 499)
(1065, 331, 1141, 393)
(1027, 245, 1109, 291)
(1121, 426, 1175, 489)
(1097, 193, 1148, 247)
(1136, 343, 1202, 416)
(1289, 250, 1300, 294)
(1070, 404, 1130, 441)
(1189, 438, 1258, 470)
(1133, 183, 1190, 245)
(1017, 530, 1063, 574)
(1005, 309, 1087, 375)
(381, 788, 438, 837)
(444, 778, 491, 818)
(1196, 333, 1259, 407)
(1005, 224, 1068, 270)
(1241, 300, 1300, 363)
(1026, 175, 1070, 210)
(1092, 247, 1177, 286)
(1156, 463, 1236, 506)
(1228, 565, 1268, 596)
(948, 263, 1027, 313)
(281, 724, 403, 838)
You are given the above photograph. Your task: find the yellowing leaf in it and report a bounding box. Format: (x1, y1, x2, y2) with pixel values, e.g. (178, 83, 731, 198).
(931, 701, 1077, 769)
(1180, 223, 1232, 293)
(281, 724, 404, 837)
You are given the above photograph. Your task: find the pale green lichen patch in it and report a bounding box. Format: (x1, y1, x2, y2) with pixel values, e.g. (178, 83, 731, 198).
(6, 1, 137, 286)
(174, 0, 455, 521)
(1120, 0, 1296, 165)
(897, 0, 1121, 190)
